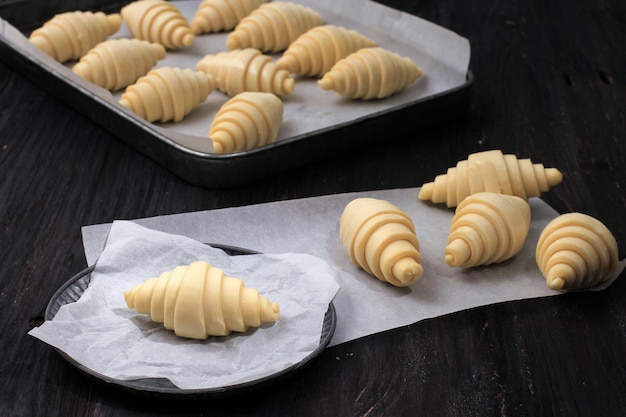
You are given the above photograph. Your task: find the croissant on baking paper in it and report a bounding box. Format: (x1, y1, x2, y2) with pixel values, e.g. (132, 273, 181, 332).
(445, 192, 531, 268)
(209, 92, 283, 153)
(119, 67, 216, 123)
(121, 0, 194, 49)
(29, 11, 122, 63)
(340, 198, 423, 287)
(226, 1, 323, 53)
(190, 0, 268, 34)
(124, 260, 280, 339)
(536, 213, 619, 291)
(72, 38, 166, 91)
(318, 47, 423, 100)
(276, 25, 377, 77)
(196, 48, 294, 97)
(418, 150, 564, 208)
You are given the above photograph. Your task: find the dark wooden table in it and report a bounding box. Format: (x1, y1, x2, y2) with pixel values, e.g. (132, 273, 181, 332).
(1, 0, 625, 415)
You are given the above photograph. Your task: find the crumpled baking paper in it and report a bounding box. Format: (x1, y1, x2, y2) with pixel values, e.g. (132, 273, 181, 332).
(29, 221, 341, 390)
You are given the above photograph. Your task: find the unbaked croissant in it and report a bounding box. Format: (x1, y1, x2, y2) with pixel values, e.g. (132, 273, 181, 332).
(29, 11, 122, 63)
(190, 0, 267, 35)
(418, 150, 563, 208)
(209, 92, 283, 153)
(276, 25, 377, 77)
(445, 192, 531, 268)
(196, 48, 294, 97)
(536, 213, 619, 290)
(72, 38, 166, 91)
(124, 260, 280, 339)
(340, 198, 423, 287)
(318, 47, 423, 100)
(119, 67, 216, 123)
(121, 0, 194, 49)
(226, 1, 323, 53)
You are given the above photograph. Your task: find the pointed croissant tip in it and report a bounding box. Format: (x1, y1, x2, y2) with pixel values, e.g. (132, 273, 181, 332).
(547, 277, 566, 290)
(418, 182, 434, 200)
(445, 238, 471, 267)
(546, 168, 563, 186)
(317, 77, 333, 91)
(392, 257, 423, 286)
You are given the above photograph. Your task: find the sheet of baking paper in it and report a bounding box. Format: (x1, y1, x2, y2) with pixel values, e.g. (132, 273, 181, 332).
(81, 188, 626, 348)
(4, 0, 470, 153)
(29, 220, 341, 390)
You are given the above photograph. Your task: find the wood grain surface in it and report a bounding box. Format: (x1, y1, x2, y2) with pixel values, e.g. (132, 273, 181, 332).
(1, 0, 625, 415)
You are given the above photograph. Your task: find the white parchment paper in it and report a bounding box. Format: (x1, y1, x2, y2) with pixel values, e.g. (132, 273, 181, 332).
(80, 188, 626, 349)
(29, 221, 341, 390)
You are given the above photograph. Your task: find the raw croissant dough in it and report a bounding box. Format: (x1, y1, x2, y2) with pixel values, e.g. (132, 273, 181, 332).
(418, 150, 563, 207)
(340, 198, 423, 287)
(318, 47, 423, 100)
(226, 1, 323, 53)
(190, 0, 268, 34)
(121, 0, 194, 49)
(536, 213, 618, 290)
(276, 24, 377, 77)
(445, 192, 531, 268)
(209, 92, 284, 153)
(196, 48, 294, 97)
(124, 260, 280, 339)
(29, 11, 122, 63)
(72, 38, 166, 91)
(119, 67, 216, 123)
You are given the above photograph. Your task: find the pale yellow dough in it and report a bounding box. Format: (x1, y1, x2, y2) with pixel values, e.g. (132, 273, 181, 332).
(196, 48, 294, 97)
(340, 198, 423, 287)
(209, 92, 284, 153)
(418, 150, 563, 208)
(536, 213, 618, 290)
(318, 47, 423, 100)
(29, 11, 122, 63)
(190, 0, 268, 35)
(226, 1, 323, 53)
(445, 192, 531, 268)
(124, 260, 280, 340)
(72, 38, 166, 91)
(119, 67, 216, 123)
(121, 0, 194, 49)
(276, 24, 377, 77)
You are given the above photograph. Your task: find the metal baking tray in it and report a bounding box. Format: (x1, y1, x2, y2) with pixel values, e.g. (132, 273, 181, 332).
(0, 0, 472, 188)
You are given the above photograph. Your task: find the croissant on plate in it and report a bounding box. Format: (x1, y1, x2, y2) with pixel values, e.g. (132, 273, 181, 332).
(340, 198, 423, 287)
(121, 0, 194, 49)
(72, 38, 166, 91)
(119, 67, 216, 123)
(124, 260, 280, 339)
(226, 1, 323, 53)
(209, 91, 284, 153)
(29, 11, 122, 63)
(196, 48, 294, 97)
(190, 0, 268, 34)
(318, 47, 423, 100)
(445, 192, 531, 268)
(275, 24, 377, 77)
(536, 213, 619, 290)
(418, 150, 563, 208)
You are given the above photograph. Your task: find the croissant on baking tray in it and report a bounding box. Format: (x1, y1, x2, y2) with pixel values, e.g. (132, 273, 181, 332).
(121, 0, 194, 49)
(119, 67, 216, 123)
(29, 11, 122, 63)
(124, 260, 280, 339)
(190, 0, 268, 34)
(418, 150, 564, 208)
(317, 47, 423, 100)
(72, 38, 166, 91)
(536, 213, 619, 291)
(226, 1, 323, 53)
(196, 48, 294, 97)
(276, 24, 377, 77)
(209, 91, 284, 153)
(340, 198, 423, 287)
(445, 192, 531, 268)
